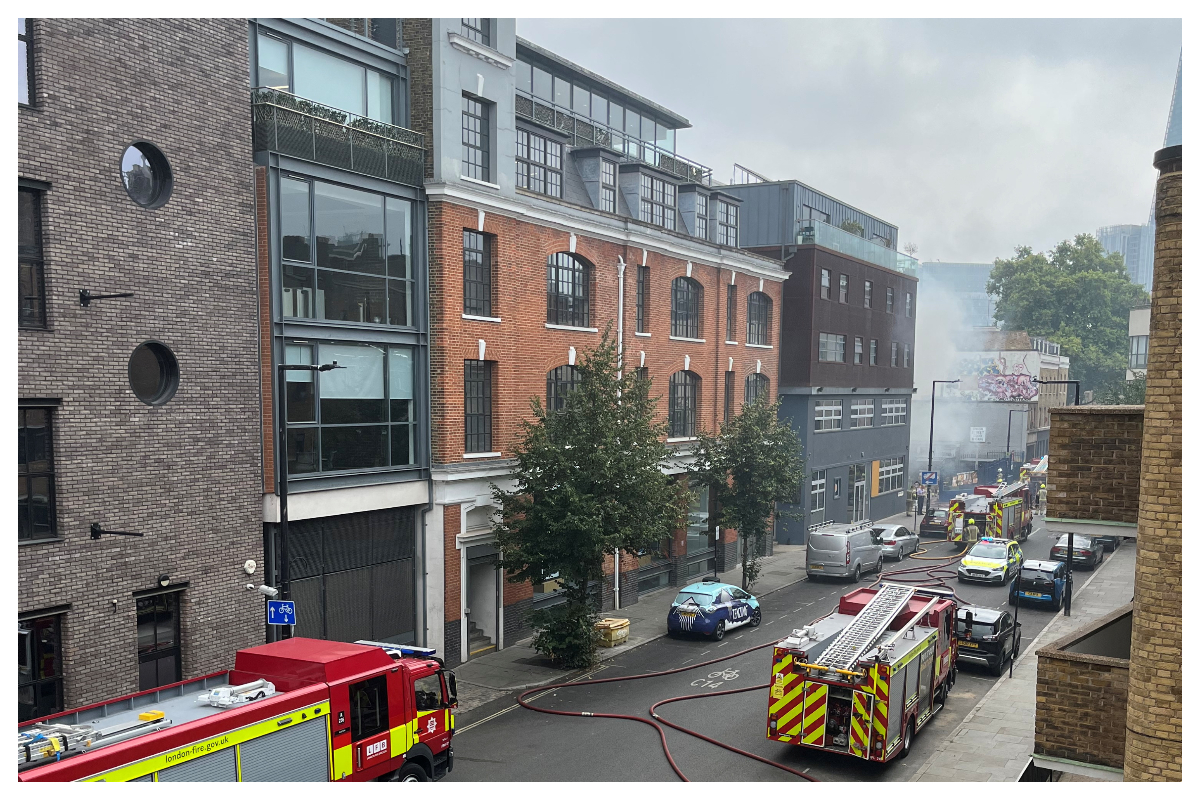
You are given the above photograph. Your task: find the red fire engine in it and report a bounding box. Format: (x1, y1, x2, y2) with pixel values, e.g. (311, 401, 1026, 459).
(18, 638, 457, 782)
(946, 480, 1033, 544)
(767, 584, 957, 762)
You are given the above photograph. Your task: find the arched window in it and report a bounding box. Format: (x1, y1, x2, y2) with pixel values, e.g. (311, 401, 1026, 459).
(546, 365, 581, 413)
(747, 291, 772, 345)
(671, 277, 702, 338)
(668, 371, 699, 438)
(547, 252, 590, 328)
(745, 373, 770, 406)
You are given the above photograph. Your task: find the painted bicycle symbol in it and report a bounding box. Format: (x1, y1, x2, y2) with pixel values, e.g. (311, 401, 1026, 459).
(691, 667, 739, 690)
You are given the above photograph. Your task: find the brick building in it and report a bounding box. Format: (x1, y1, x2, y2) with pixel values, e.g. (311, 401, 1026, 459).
(406, 20, 787, 665)
(721, 179, 919, 539)
(17, 19, 263, 716)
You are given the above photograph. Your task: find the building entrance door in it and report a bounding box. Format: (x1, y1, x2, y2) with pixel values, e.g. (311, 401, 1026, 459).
(464, 544, 501, 661)
(850, 464, 868, 522)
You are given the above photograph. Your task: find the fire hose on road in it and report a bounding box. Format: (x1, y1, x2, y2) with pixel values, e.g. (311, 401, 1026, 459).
(516, 641, 818, 782)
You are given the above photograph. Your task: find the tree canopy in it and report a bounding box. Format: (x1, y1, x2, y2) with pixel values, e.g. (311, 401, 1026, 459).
(692, 397, 804, 590)
(987, 234, 1149, 395)
(492, 330, 685, 666)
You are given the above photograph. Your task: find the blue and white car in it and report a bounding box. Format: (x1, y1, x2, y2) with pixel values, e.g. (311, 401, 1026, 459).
(1009, 559, 1066, 610)
(666, 579, 761, 640)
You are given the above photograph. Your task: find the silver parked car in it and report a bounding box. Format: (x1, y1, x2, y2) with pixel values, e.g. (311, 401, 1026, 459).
(806, 522, 884, 582)
(874, 524, 919, 560)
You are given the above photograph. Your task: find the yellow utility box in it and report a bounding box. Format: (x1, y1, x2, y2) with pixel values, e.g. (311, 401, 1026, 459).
(594, 618, 630, 647)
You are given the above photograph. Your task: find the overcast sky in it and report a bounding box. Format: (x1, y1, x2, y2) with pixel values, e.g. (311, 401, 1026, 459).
(516, 18, 1181, 264)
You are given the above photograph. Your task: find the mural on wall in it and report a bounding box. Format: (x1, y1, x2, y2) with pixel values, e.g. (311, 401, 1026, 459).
(950, 352, 1039, 402)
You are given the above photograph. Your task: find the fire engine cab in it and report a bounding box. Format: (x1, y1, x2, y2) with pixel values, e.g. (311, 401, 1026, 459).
(18, 638, 457, 783)
(767, 584, 957, 763)
(946, 480, 1033, 544)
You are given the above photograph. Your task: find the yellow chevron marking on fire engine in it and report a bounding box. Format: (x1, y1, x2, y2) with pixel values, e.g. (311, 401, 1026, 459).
(775, 686, 809, 732)
(769, 676, 801, 714)
(850, 692, 870, 756)
(82, 701, 331, 782)
(799, 683, 828, 744)
(333, 744, 353, 780)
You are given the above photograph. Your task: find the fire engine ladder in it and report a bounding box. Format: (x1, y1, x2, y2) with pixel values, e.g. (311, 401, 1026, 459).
(815, 584, 915, 672)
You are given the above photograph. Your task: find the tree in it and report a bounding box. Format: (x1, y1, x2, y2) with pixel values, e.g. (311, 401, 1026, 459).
(987, 234, 1149, 395)
(691, 397, 804, 590)
(903, 242, 919, 258)
(839, 219, 865, 237)
(1094, 373, 1146, 405)
(491, 330, 685, 667)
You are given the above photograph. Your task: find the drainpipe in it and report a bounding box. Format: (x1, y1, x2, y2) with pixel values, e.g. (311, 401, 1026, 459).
(615, 255, 626, 611)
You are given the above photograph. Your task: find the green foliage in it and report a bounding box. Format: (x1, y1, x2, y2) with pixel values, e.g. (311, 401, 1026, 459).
(527, 600, 601, 669)
(492, 329, 686, 667)
(1094, 373, 1146, 405)
(987, 234, 1149, 395)
(691, 397, 804, 590)
(839, 219, 865, 236)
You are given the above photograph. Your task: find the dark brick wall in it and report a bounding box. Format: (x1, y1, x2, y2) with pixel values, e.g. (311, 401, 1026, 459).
(17, 19, 263, 708)
(504, 597, 533, 647)
(443, 619, 461, 667)
(402, 19, 434, 181)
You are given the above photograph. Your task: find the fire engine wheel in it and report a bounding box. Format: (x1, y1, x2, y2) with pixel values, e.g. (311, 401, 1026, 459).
(393, 763, 430, 783)
(712, 621, 725, 641)
(900, 719, 915, 758)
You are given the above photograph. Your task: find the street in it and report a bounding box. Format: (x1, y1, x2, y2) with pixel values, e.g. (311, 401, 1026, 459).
(448, 520, 1079, 782)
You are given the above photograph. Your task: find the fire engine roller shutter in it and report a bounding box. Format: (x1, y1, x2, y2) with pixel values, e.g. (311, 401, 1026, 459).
(129, 774, 153, 782)
(239, 716, 329, 782)
(156, 746, 237, 782)
(284, 507, 417, 644)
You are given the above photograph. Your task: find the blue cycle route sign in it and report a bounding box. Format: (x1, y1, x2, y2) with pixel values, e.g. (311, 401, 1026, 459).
(920, 471, 939, 486)
(267, 600, 297, 626)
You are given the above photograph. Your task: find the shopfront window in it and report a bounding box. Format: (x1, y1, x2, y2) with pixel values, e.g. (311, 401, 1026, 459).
(137, 592, 182, 691)
(686, 484, 713, 554)
(19, 614, 63, 722)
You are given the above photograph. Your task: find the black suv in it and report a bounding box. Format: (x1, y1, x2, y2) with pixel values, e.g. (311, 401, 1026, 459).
(955, 607, 1021, 676)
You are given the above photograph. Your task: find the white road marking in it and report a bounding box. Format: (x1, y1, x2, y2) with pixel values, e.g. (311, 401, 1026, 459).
(699, 650, 711, 656)
(717, 641, 729, 647)
(681, 658, 693, 665)
(764, 620, 776, 625)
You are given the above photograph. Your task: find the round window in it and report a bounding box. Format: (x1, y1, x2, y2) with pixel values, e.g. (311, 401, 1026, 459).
(120, 142, 173, 208)
(128, 342, 179, 405)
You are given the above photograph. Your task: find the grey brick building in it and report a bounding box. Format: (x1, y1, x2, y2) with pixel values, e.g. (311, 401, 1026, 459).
(17, 19, 263, 716)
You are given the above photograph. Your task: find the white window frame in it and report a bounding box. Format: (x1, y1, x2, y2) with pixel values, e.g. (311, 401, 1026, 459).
(811, 470, 827, 521)
(696, 193, 708, 239)
(717, 200, 738, 246)
(600, 159, 616, 213)
(881, 398, 907, 426)
(850, 399, 874, 428)
(819, 332, 846, 363)
(814, 400, 842, 432)
(879, 458, 904, 493)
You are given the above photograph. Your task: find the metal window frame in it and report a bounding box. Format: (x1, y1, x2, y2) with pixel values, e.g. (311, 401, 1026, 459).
(600, 158, 617, 213)
(886, 286, 895, 313)
(696, 194, 709, 240)
(135, 590, 183, 691)
(668, 371, 698, 438)
(283, 339, 419, 474)
(279, 175, 418, 329)
(881, 398, 907, 426)
(870, 339, 878, 366)
(18, 18, 34, 107)
(18, 187, 47, 329)
(717, 200, 738, 246)
(461, 18, 491, 47)
(853, 336, 864, 364)
(546, 365, 581, 413)
(464, 359, 493, 453)
(814, 400, 842, 432)
(864, 280, 873, 308)
(636, 265, 650, 333)
(18, 612, 64, 722)
(891, 341, 899, 367)
(546, 252, 591, 327)
(724, 370, 735, 422)
(462, 229, 492, 317)
(639, 174, 678, 231)
(820, 269, 831, 300)
(850, 399, 874, 428)
(744, 373, 769, 405)
(747, 291, 771, 345)
(462, 94, 490, 183)
(725, 284, 737, 341)
(839, 273, 849, 303)
(516, 127, 563, 198)
(670, 277, 702, 338)
(17, 405, 57, 542)
(879, 458, 905, 492)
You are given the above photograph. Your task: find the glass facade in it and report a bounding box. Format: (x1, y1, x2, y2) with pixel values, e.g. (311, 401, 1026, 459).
(256, 32, 394, 123)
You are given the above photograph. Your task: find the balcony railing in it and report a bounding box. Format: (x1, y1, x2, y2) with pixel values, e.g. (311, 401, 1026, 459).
(797, 218, 918, 276)
(515, 90, 711, 185)
(251, 88, 425, 187)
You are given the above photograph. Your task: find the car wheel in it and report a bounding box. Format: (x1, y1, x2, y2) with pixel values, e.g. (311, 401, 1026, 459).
(990, 656, 1005, 677)
(852, 564, 862, 582)
(1054, 594, 1063, 612)
(876, 556, 884, 574)
(712, 620, 725, 641)
(749, 608, 762, 627)
(394, 763, 429, 783)
(899, 718, 915, 758)
(1008, 594, 1017, 606)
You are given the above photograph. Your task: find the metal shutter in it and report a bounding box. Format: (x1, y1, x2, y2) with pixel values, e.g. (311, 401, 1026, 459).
(239, 717, 329, 782)
(156, 746, 237, 782)
(291, 575, 323, 639)
(129, 774, 153, 782)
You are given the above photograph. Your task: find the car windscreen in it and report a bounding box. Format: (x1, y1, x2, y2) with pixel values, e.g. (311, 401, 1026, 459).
(970, 544, 1007, 559)
(1056, 536, 1092, 548)
(929, 510, 947, 520)
(956, 618, 997, 636)
(673, 592, 712, 606)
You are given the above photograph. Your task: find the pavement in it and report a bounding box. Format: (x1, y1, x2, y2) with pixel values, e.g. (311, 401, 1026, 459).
(910, 536, 1136, 782)
(453, 510, 918, 714)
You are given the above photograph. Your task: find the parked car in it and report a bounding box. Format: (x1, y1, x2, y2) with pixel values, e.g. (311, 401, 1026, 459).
(873, 524, 919, 560)
(955, 606, 1022, 676)
(667, 579, 760, 641)
(919, 507, 949, 538)
(1009, 560, 1066, 610)
(1088, 532, 1123, 553)
(806, 523, 884, 582)
(1049, 534, 1104, 570)
(957, 537, 1023, 584)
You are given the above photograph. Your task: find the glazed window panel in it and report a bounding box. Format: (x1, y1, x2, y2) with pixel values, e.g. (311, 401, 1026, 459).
(636, 266, 649, 333)
(461, 18, 490, 46)
(462, 95, 490, 182)
(464, 360, 493, 453)
(546, 365, 581, 413)
(814, 400, 842, 432)
(639, 174, 676, 231)
(818, 332, 846, 363)
(820, 269, 831, 300)
(725, 284, 737, 341)
(881, 398, 907, 426)
(854, 337, 864, 365)
(879, 458, 905, 492)
(864, 280, 873, 308)
(724, 370, 735, 422)
(850, 399, 874, 428)
(18, 187, 45, 328)
(516, 129, 562, 198)
(716, 201, 738, 246)
(670, 277, 702, 339)
(668, 371, 699, 438)
(839, 274, 849, 303)
(546, 252, 590, 327)
(886, 287, 895, 313)
(745, 373, 769, 406)
(462, 230, 491, 317)
(18, 614, 63, 722)
(696, 194, 709, 240)
(746, 292, 772, 345)
(600, 159, 616, 213)
(17, 407, 56, 541)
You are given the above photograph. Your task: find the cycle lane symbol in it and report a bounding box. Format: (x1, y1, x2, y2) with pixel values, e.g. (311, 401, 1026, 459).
(691, 667, 739, 690)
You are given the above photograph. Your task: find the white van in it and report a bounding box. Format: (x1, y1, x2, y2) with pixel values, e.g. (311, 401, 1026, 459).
(806, 521, 885, 582)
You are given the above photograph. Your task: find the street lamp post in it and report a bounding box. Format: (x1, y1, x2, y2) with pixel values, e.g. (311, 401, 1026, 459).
(928, 379, 962, 470)
(1032, 378, 1080, 407)
(1006, 408, 1028, 473)
(276, 360, 343, 639)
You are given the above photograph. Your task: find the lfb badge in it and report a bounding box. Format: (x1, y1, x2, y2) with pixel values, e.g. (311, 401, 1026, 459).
(426, 716, 438, 734)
